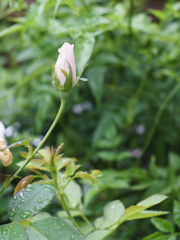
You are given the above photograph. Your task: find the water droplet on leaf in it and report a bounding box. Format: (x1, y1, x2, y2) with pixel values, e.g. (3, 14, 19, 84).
(20, 210, 32, 219)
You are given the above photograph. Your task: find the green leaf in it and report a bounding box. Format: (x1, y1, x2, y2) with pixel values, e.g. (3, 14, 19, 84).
(143, 233, 177, 240)
(75, 37, 95, 77)
(0, 24, 22, 38)
(92, 112, 114, 147)
(96, 200, 125, 229)
(64, 180, 82, 208)
(116, 151, 132, 161)
(151, 218, 174, 233)
(86, 66, 105, 106)
(137, 194, 168, 208)
(123, 195, 169, 222)
(8, 184, 55, 221)
(173, 200, 180, 228)
(26, 217, 84, 240)
(126, 210, 169, 221)
(74, 171, 98, 186)
(0, 139, 31, 151)
(54, 0, 62, 18)
(65, 0, 79, 15)
(143, 232, 163, 240)
(18, 0, 24, 11)
(57, 209, 81, 218)
(0, 222, 27, 240)
(28, 212, 51, 222)
(66, 160, 75, 176)
(85, 230, 110, 240)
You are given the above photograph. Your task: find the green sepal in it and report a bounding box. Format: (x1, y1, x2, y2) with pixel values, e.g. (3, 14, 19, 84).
(51, 65, 64, 90)
(63, 60, 73, 90)
(51, 62, 73, 91)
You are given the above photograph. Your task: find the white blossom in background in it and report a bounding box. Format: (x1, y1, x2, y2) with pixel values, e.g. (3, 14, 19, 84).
(0, 121, 6, 138)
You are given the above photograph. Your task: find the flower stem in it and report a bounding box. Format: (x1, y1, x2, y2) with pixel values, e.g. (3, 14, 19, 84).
(0, 90, 69, 195)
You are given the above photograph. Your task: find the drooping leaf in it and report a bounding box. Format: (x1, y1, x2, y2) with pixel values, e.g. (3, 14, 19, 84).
(26, 217, 84, 240)
(0, 222, 27, 240)
(8, 184, 55, 221)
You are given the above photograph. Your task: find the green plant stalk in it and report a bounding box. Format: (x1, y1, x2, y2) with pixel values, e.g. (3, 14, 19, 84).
(104, 219, 125, 239)
(80, 213, 94, 229)
(137, 82, 180, 165)
(53, 173, 85, 237)
(60, 191, 86, 237)
(0, 90, 69, 195)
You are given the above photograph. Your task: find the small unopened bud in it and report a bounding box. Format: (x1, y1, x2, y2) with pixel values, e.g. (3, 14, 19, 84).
(0, 138, 13, 166)
(52, 42, 78, 91)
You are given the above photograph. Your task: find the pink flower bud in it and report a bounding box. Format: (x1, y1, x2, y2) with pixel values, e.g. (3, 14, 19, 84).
(52, 42, 77, 90)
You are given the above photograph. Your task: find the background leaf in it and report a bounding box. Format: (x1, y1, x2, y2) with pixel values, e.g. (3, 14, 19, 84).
(150, 218, 174, 233)
(75, 37, 95, 77)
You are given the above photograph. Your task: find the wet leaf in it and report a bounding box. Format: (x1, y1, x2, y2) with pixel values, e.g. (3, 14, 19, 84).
(8, 184, 55, 221)
(0, 222, 27, 240)
(26, 217, 84, 240)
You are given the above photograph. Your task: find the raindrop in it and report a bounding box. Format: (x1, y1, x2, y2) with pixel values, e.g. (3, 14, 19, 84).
(19, 191, 24, 199)
(43, 187, 54, 193)
(20, 210, 32, 219)
(1, 226, 8, 236)
(12, 231, 17, 236)
(44, 199, 51, 205)
(8, 207, 16, 217)
(33, 206, 42, 212)
(20, 199, 25, 204)
(37, 198, 42, 203)
(13, 195, 17, 200)
(25, 186, 34, 192)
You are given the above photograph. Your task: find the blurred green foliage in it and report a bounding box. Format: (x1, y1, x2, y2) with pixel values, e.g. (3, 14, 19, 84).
(1, 0, 180, 239)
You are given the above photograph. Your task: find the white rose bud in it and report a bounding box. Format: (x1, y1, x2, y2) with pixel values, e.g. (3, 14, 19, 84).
(52, 42, 78, 91)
